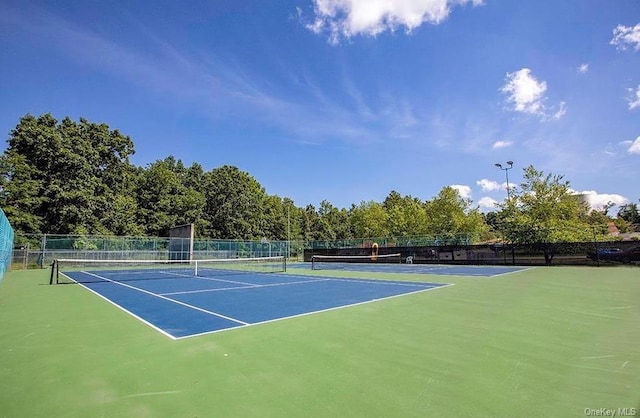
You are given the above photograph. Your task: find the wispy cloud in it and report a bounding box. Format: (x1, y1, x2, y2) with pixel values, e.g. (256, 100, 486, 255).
(4, 3, 437, 148)
(500, 68, 565, 121)
(610, 23, 640, 51)
(628, 85, 640, 110)
(552, 101, 567, 120)
(3, 3, 260, 109)
(303, 0, 484, 44)
(627, 136, 640, 155)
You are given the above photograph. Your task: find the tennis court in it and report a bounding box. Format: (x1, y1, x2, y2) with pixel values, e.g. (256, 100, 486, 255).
(54, 258, 450, 339)
(2, 264, 639, 417)
(299, 259, 528, 276)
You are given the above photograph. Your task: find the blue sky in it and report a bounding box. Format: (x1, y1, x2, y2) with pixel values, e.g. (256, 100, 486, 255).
(1, 0, 639, 211)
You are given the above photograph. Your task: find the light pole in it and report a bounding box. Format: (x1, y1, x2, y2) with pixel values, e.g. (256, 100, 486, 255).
(494, 161, 514, 200)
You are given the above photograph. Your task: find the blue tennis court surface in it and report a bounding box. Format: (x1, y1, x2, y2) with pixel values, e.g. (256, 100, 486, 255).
(62, 269, 450, 339)
(292, 262, 529, 276)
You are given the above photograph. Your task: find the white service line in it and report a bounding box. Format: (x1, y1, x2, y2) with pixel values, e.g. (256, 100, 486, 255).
(160, 278, 332, 296)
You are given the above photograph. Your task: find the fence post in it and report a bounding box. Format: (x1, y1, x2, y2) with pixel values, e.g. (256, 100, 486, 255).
(40, 234, 47, 268)
(593, 226, 600, 267)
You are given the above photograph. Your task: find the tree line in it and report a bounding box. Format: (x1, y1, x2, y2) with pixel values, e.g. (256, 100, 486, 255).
(1, 114, 638, 245)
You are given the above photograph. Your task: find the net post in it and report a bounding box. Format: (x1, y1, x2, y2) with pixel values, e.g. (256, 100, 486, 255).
(49, 259, 57, 285)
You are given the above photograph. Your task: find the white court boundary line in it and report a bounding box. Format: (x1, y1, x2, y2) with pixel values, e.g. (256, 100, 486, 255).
(59, 270, 453, 340)
(489, 266, 536, 278)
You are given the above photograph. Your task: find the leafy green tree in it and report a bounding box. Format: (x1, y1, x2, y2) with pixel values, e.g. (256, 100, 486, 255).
(383, 191, 428, 236)
(202, 165, 266, 239)
(1, 114, 138, 235)
(586, 208, 614, 235)
(483, 211, 501, 231)
(424, 186, 487, 242)
(317, 200, 352, 241)
(283, 198, 302, 241)
(136, 157, 206, 237)
(261, 195, 289, 240)
(497, 165, 592, 264)
(0, 152, 44, 234)
(349, 201, 390, 238)
(77, 118, 139, 234)
(300, 204, 320, 241)
(618, 202, 640, 224)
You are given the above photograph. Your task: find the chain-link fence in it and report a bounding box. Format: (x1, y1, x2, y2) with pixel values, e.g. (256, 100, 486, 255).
(303, 227, 640, 267)
(12, 226, 639, 270)
(11, 234, 303, 269)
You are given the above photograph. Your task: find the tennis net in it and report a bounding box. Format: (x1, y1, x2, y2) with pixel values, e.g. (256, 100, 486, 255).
(50, 256, 287, 284)
(311, 253, 402, 270)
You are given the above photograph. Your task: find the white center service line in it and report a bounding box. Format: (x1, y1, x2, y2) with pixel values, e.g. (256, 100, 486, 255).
(160, 278, 332, 296)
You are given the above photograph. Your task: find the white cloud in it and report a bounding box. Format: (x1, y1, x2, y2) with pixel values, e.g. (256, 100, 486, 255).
(577, 63, 589, 74)
(573, 190, 628, 211)
(500, 68, 565, 120)
(451, 184, 472, 199)
(305, 0, 484, 43)
(476, 178, 502, 192)
(500, 68, 547, 116)
(478, 196, 498, 209)
(552, 101, 567, 120)
(628, 85, 640, 110)
(628, 136, 640, 154)
(492, 140, 512, 149)
(610, 23, 640, 51)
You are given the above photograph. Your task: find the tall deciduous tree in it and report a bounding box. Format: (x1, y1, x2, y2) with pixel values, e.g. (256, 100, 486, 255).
(261, 195, 289, 240)
(424, 186, 487, 242)
(136, 157, 205, 237)
(203, 165, 266, 239)
(499, 165, 591, 241)
(497, 165, 591, 264)
(318, 200, 352, 241)
(618, 202, 640, 224)
(383, 191, 428, 236)
(1, 114, 138, 235)
(349, 201, 389, 238)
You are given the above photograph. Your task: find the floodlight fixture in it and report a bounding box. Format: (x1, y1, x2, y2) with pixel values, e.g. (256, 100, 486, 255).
(495, 161, 514, 201)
